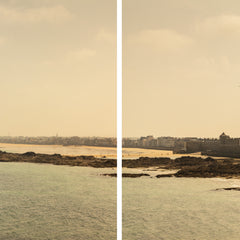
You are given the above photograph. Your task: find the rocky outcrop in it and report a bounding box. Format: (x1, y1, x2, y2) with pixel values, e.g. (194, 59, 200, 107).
(215, 187, 240, 191)
(174, 162, 240, 178)
(0, 150, 116, 168)
(102, 173, 150, 178)
(22, 151, 36, 157)
(2, 150, 240, 179)
(122, 157, 172, 168)
(156, 174, 174, 178)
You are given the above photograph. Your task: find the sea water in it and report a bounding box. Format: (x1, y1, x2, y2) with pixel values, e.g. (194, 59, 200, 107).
(123, 177, 240, 240)
(2, 143, 240, 239)
(0, 163, 116, 240)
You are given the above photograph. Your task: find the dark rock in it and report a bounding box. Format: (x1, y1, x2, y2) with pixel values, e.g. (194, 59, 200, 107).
(215, 187, 240, 191)
(123, 157, 171, 168)
(174, 162, 240, 178)
(22, 152, 36, 157)
(52, 154, 62, 158)
(0, 151, 116, 168)
(102, 173, 150, 178)
(156, 174, 174, 178)
(79, 155, 95, 160)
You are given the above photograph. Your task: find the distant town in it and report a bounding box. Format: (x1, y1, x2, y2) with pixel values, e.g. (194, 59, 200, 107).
(123, 133, 240, 158)
(0, 136, 117, 148)
(0, 132, 240, 158)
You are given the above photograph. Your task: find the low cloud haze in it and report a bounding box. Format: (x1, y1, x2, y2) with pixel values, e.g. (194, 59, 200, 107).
(123, 0, 240, 138)
(0, 0, 116, 137)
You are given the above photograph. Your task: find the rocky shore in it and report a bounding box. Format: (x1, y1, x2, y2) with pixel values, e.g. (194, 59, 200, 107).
(0, 150, 117, 168)
(122, 156, 240, 178)
(1, 150, 240, 179)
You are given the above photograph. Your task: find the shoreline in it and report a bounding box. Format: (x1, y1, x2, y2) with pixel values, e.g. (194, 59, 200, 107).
(0, 150, 117, 168)
(1, 150, 240, 179)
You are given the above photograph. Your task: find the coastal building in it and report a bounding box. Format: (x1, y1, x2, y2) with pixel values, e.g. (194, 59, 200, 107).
(157, 137, 175, 148)
(173, 140, 187, 153)
(219, 132, 230, 144)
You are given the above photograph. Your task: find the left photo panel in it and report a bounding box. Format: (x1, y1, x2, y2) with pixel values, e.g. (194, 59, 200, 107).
(0, 1, 117, 239)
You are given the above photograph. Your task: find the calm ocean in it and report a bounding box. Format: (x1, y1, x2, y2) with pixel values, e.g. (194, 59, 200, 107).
(1, 143, 239, 239)
(0, 163, 116, 240)
(123, 176, 240, 240)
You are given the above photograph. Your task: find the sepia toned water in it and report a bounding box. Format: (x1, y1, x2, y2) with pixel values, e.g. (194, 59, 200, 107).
(123, 177, 240, 240)
(2, 143, 240, 239)
(0, 163, 116, 240)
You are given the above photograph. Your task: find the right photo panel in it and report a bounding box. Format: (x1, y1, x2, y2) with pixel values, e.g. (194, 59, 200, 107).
(123, 1, 240, 239)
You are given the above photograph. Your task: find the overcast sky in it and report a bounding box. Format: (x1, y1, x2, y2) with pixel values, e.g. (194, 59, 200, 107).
(0, 0, 116, 137)
(123, 0, 240, 138)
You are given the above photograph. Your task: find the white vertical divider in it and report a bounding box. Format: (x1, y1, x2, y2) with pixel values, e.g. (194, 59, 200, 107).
(117, 0, 122, 239)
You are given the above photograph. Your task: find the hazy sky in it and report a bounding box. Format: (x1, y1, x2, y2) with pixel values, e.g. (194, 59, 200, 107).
(123, 0, 240, 138)
(0, 0, 116, 137)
